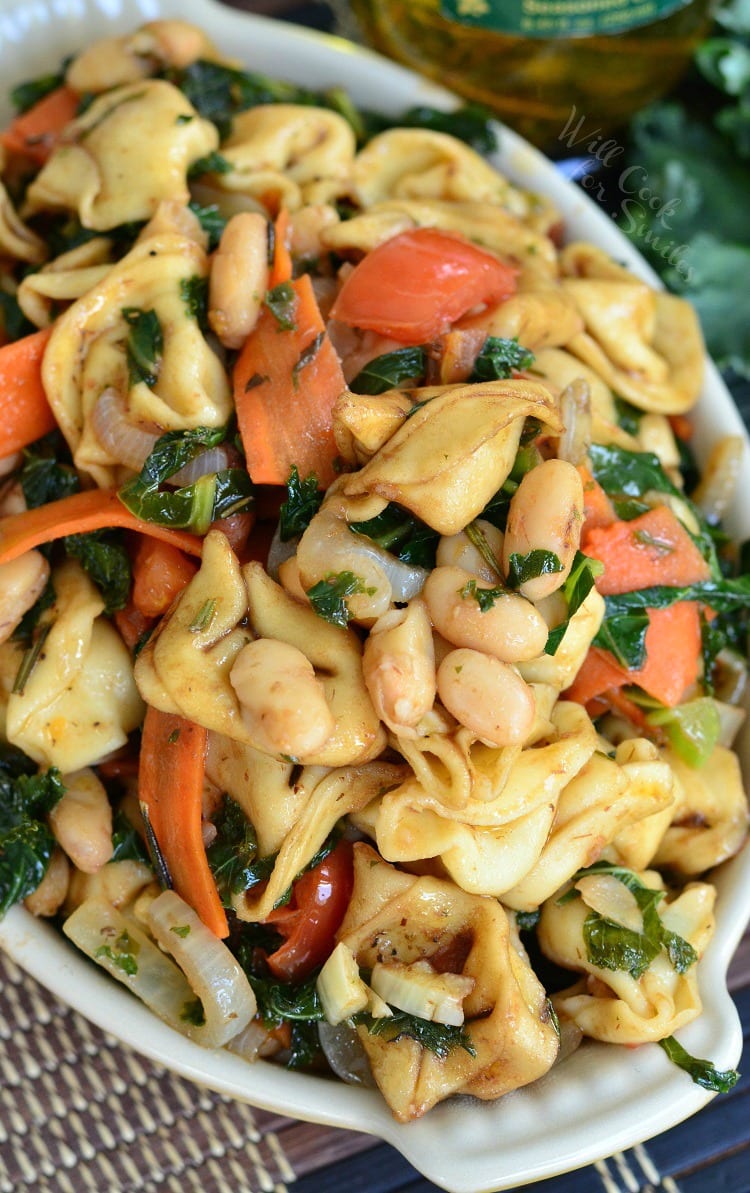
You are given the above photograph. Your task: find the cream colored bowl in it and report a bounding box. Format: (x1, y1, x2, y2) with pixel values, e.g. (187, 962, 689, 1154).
(0, 2, 748, 1189)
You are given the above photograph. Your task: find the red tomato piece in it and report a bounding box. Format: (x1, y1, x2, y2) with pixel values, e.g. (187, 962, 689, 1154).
(330, 227, 518, 344)
(265, 840, 354, 982)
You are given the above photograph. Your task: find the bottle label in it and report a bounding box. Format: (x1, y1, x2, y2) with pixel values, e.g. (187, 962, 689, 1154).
(439, 0, 691, 37)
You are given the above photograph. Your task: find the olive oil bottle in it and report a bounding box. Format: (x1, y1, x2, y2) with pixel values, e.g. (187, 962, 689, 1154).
(349, 0, 714, 148)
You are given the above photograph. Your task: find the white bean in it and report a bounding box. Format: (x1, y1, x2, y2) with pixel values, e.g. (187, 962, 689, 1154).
(423, 565, 548, 662)
(363, 599, 436, 736)
(208, 212, 269, 349)
(230, 637, 335, 759)
(502, 458, 584, 601)
(437, 648, 536, 747)
(436, 519, 504, 584)
(23, 848, 69, 917)
(0, 550, 50, 644)
(50, 769, 113, 874)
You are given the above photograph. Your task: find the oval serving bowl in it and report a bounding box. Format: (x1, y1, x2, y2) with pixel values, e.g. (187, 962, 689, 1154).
(0, 2, 748, 1189)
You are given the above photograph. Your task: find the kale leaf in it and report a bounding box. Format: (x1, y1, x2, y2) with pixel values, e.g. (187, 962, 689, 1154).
(0, 749, 65, 917)
(469, 336, 535, 381)
(350, 347, 427, 395)
(64, 530, 131, 614)
(279, 466, 323, 541)
(658, 1035, 739, 1093)
(307, 571, 374, 627)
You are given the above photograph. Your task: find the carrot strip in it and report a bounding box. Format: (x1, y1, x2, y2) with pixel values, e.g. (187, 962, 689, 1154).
(578, 463, 617, 533)
(269, 208, 292, 287)
(565, 601, 702, 709)
(139, 708, 228, 939)
(0, 489, 203, 564)
(1, 86, 78, 166)
(233, 273, 345, 487)
(131, 538, 198, 619)
(583, 504, 711, 595)
(0, 327, 56, 455)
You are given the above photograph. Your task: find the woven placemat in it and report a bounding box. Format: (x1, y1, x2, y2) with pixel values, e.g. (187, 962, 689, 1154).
(0, 949, 377, 1193)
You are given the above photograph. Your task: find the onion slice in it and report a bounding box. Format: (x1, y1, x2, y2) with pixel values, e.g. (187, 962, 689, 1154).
(147, 890, 257, 1047)
(64, 894, 256, 1049)
(91, 387, 159, 471)
(170, 446, 232, 486)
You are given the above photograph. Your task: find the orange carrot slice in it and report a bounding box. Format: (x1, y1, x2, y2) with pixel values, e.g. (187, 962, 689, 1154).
(583, 505, 711, 595)
(139, 708, 228, 939)
(233, 273, 345, 487)
(0, 489, 203, 564)
(1, 86, 78, 166)
(0, 327, 56, 455)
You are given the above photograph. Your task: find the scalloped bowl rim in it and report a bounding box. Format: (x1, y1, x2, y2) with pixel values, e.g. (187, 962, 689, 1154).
(0, 2, 748, 1190)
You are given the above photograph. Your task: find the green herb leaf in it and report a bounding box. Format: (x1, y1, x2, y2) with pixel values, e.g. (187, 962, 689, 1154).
(306, 571, 372, 626)
(470, 336, 535, 381)
(11, 69, 65, 113)
(189, 599, 217, 634)
(122, 307, 163, 388)
(206, 795, 274, 907)
(595, 574, 750, 670)
(118, 425, 253, 534)
(187, 201, 227, 251)
(64, 530, 131, 614)
(180, 997, 206, 1026)
(568, 861, 698, 978)
(658, 1035, 739, 1093)
(583, 912, 660, 979)
(506, 548, 563, 589)
(354, 1010, 476, 1059)
(95, 943, 139, 976)
(180, 275, 209, 331)
(460, 578, 508, 612)
(279, 466, 323, 541)
(187, 150, 232, 178)
(349, 503, 439, 569)
(292, 332, 324, 388)
(110, 809, 150, 865)
(397, 101, 499, 154)
(19, 445, 79, 510)
(545, 552, 604, 655)
(350, 347, 427, 394)
(0, 751, 66, 917)
(264, 281, 296, 330)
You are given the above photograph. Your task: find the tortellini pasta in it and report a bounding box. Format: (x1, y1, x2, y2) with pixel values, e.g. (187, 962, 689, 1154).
(5, 561, 143, 772)
(342, 378, 562, 535)
(338, 843, 559, 1120)
(135, 531, 386, 767)
(215, 105, 356, 212)
(43, 226, 232, 487)
(539, 871, 716, 1045)
(25, 81, 218, 231)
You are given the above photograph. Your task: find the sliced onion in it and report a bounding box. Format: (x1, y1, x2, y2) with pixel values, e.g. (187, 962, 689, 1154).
(147, 890, 257, 1047)
(266, 522, 298, 578)
(170, 446, 232, 486)
(65, 894, 256, 1049)
(557, 378, 592, 466)
(692, 434, 745, 524)
(318, 1020, 376, 1087)
(91, 387, 159, 471)
(227, 1018, 281, 1064)
(378, 550, 429, 602)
